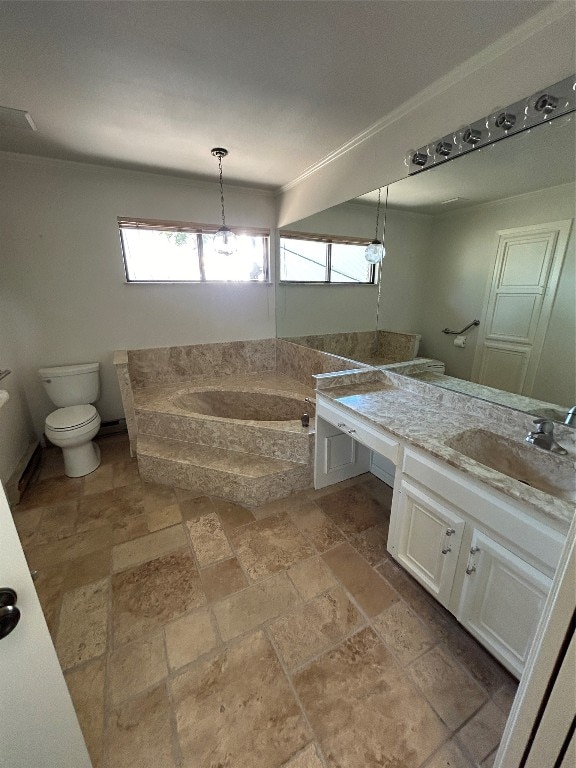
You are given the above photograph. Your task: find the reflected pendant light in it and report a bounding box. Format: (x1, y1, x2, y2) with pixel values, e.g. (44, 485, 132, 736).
(211, 147, 237, 256)
(365, 186, 388, 263)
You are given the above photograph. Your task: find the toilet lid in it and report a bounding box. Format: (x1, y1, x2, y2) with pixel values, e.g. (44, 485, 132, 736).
(46, 405, 99, 431)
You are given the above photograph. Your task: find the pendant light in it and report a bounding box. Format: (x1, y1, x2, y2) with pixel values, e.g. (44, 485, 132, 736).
(211, 147, 237, 256)
(365, 186, 388, 263)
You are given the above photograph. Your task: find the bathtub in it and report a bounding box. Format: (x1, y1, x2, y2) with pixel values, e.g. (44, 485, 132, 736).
(171, 389, 315, 423)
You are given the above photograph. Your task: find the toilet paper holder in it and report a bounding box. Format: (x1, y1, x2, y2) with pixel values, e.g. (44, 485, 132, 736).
(442, 319, 480, 335)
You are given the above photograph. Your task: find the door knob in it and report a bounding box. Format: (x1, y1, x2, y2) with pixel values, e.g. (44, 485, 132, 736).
(0, 588, 21, 639)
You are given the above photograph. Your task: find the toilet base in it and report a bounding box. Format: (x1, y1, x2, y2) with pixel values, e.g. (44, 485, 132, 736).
(62, 441, 101, 478)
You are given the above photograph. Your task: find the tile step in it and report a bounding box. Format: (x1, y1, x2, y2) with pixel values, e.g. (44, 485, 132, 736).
(137, 435, 312, 505)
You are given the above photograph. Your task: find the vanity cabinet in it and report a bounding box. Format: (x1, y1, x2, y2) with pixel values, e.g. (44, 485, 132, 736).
(315, 397, 400, 488)
(389, 448, 564, 678)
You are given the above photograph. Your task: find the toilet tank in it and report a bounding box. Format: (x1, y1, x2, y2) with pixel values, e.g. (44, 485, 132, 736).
(39, 362, 100, 407)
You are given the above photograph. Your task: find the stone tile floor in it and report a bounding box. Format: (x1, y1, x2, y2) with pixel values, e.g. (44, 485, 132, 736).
(13, 434, 517, 768)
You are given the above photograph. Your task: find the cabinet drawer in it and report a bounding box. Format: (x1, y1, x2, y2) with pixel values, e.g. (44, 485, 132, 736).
(402, 448, 565, 576)
(316, 398, 400, 465)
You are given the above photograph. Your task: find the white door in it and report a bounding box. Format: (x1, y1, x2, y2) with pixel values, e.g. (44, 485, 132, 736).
(472, 220, 572, 395)
(0, 482, 92, 768)
(392, 480, 465, 608)
(457, 529, 552, 679)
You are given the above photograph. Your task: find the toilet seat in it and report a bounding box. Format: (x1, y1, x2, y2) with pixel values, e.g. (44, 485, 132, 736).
(46, 404, 99, 432)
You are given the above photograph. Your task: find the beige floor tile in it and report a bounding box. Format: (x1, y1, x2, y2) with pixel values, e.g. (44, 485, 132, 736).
(186, 511, 233, 567)
(147, 502, 182, 532)
(65, 657, 106, 767)
(315, 484, 386, 535)
(211, 497, 255, 530)
(178, 495, 215, 521)
(12, 506, 43, 547)
(492, 679, 518, 716)
(97, 434, 132, 466)
(107, 684, 176, 768)
(109, 633, 168, 705)
(269, 586, 364, 670)
(288, 503, 345, 552)
(112, 549, 206, 646)
(426, 739, 475, 768)
(409, 645, 488, 730)
(38, 447, 65, 480)
(199, 557, 248, 602)
(82, 463, 115, 495)
(281, 743, 324, 768)
(294, 627, 447, 768)
(348, 523, 389, 565)
(456, 701, 508, 764)
(34, 500, 80, 544)
(322, 542, 399, 617)
(481, 751, 498, 768)
(213, 571, 300, 641)
(229, 513, 315, 581)
(252, 492, 318, 520)
(113, 459, 140, 487)
(373, 600, 437, 666)
(34, 562, 67, 635)
(165, 607, 219, 670)
(62, 547, 112, 592)
(18, 475, 83, 509)
(288, 555, 338, 601)
(77, 484, 145, 533)
(171, 630, 311, 768)
(140, 480, 178, 513)
(56, 578, 109, 669)
(112, 524, 188, 572)
(445, 623, 511, 696)
(360, 474, 394, 508)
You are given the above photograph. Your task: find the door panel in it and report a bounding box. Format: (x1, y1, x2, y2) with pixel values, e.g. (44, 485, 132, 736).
(458, 529, 551, 678)
(0, 482, 91, 768)
(394, 481, 465, 608)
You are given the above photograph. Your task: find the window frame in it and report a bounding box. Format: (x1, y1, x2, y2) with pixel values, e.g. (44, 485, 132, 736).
(118, 217, 271, 284)
(279, 230, 376, 285)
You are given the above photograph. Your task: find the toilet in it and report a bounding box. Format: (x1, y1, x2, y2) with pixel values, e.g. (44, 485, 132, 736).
(39, 362, 102, 477)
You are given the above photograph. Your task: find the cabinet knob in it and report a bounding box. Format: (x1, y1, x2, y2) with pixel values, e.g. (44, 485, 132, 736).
(348, 429, 356, 434)
(337, 423, 346, 428)
(466, 546, 480, 575)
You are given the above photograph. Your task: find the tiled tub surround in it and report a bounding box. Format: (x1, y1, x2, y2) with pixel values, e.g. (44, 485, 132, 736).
(114, 340, 364, 505)
(14, 434, 518, 768)
(282, 329, 421, 366)
(315, 367, 575, 529)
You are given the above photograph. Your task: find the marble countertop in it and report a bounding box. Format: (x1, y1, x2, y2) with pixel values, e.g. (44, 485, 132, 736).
(315, 376, 575, 532)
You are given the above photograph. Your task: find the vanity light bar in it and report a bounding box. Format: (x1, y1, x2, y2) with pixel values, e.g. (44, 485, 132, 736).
(405, 74, 576, 175)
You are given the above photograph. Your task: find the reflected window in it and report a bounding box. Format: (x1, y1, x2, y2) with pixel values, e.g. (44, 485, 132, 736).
(279, 232, 375, 284)
(119, 218, 270, 283)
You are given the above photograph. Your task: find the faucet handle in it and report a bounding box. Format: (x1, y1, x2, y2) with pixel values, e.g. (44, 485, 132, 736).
(532, 418, 554, 434)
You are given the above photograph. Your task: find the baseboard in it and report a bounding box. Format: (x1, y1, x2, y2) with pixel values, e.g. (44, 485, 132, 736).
(98, 418, 127, 437)
(5, 440, 41, 507)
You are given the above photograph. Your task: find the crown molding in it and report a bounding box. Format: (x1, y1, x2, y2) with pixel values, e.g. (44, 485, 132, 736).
(279, 2, 575, 194)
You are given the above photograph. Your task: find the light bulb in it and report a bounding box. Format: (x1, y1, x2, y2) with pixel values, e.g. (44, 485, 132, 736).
(365, 240, 385, 263)
(214, 226, 237, 256)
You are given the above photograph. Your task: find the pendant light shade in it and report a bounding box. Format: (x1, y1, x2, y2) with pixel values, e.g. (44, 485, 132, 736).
(211, 147, 237, 256)
(365, 187, 387, 264)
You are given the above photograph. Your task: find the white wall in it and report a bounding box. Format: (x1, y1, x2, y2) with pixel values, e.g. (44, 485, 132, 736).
(276, 202, 431, 337)
(0, 154, 276, 439)
(277, 5, 576, 227)
(416, 184, 575, 407)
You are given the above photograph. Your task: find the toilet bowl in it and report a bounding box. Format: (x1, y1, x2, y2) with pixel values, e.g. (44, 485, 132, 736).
(45, 405, 102, 477)
(39, 362, 102, 478)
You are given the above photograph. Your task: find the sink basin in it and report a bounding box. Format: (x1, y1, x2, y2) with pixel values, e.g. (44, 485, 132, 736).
(445, 429, 576, 503)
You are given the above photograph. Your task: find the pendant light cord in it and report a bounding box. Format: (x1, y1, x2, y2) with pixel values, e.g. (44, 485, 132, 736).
(217, 155, 226, 228)
(374, 187, 381, 241)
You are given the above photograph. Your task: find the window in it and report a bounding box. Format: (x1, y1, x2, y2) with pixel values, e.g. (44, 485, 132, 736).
(279, 231, 375, 284)
(118, 218, 270, 283)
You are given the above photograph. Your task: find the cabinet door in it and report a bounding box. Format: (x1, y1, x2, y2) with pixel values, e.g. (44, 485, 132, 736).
(393, 480, 465, 608)
(458, 529, 552, 678)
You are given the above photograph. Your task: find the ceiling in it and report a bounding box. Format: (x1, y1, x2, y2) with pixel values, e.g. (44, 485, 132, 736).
(0, 1, 552, 190)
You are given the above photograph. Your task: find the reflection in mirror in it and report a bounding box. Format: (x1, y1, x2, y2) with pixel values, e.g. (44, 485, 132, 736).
(277, 114, 575, 424)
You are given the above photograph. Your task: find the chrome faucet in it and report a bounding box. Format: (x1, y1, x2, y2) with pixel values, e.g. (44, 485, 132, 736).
(525, 419, 568, 455)
(564, 406, 576, 427)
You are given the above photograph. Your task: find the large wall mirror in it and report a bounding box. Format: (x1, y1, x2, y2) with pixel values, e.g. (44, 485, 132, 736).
(276, 113, 575, 422)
